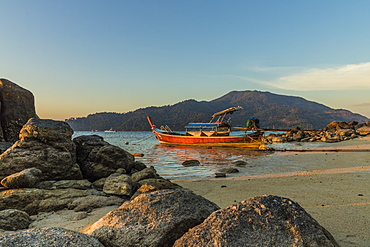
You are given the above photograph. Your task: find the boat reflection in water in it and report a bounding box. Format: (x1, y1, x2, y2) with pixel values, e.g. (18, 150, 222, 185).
(73, 131, 271, 180)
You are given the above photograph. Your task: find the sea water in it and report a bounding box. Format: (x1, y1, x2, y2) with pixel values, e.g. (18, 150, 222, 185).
(73, 131, 332, 180)
(73, 131, 278, 180)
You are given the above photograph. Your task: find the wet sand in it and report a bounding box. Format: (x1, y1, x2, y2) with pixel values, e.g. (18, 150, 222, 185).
(176, 136, 370, 247)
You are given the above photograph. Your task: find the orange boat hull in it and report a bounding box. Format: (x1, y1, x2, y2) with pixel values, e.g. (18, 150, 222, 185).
(152, 129, 263, 148)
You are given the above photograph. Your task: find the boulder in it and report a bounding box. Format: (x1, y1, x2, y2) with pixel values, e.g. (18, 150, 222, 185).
(174, 195, 339, 247)
(325, 121, 353, 131)
(182, 159, 200, 167)
(103, 173, 133, 196)
(290, 131, 305, 141)
(0, 187, 124, 215)
(215, 172, 226, 178)
(35, 179, 92, 190)
(73, 135, 135, 181)
(132, 178, 182, 199)
(81, 189, 220, 247)
(137, 178, 181, 190)
(67, 194, 126, 212)
(0, 79, 38, 143)
(337, 128, 355, 137)
(356, 126, 370, 136)
(0, 209, 30, 231)
(131, 161, 147, 173)
(218, 168, 239, 174)
(0, 118, 82, 181)
(348, 120, 358, 126)
(131, 166, 159, 182)
(1, 168, 42, 189)
(232, 160, 247, 167)
(0, 227, 104, 246)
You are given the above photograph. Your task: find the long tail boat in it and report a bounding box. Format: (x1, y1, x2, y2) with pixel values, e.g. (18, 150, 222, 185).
(147, 106, 264, 148)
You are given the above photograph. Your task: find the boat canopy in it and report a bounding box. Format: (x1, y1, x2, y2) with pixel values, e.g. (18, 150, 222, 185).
(185, 122, 229, 128)
(212, 106, 243, 118)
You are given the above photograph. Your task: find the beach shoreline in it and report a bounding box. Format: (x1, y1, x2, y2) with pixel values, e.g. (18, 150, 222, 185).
(176, 135, 370, 247)
(1, 136, 368, 246)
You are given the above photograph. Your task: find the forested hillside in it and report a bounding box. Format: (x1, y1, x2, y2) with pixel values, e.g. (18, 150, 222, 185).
(66, 91, 369, 131)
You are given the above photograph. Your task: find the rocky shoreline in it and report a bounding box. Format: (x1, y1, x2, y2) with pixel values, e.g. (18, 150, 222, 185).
(0, 118, 343, 246)
(264, 120, 370, 144)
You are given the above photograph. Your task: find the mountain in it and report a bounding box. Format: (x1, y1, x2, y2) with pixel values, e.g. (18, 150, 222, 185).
(66, 91, 369, 131)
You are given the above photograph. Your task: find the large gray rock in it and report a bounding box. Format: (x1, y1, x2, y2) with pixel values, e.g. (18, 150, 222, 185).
(0, 227, 104, 246)
(1, 168, 42, 189)
(0, 187, 124, 215)
(74, 135, 135, 181)
(174, 195, 339, 247)
(35, 179, 92, 190)
(0, 79, 38, 143)
(81, 189, 220, 247)
(0, 209, 30, 231)
(131, 178, 183, 199)
(103, 173, 133, 196)
(0, 118, 82, 181)
(131, 166, 159, 182)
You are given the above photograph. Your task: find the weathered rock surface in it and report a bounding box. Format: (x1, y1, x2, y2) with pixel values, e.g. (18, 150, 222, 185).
(356, 125, 370, 135)
(35, 179, 92, 190)
(0, 118, 82, 181)
(0, 187, 125, 215)
(174, 195, 339, 247)
(1, 168, 42, 189)
(81, 189, 220, 247)
(0, 209, 30, 231)
(74, 135, 135, 181)
(0, 227, 104, 246)
(0, 79, 38, 143)
(103, 173, 133, 196)
(131, 166, 159, 182)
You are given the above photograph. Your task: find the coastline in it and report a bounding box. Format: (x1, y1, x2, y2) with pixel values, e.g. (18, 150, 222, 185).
(1, 136, 368, 246)
(176, 135, 370, 247)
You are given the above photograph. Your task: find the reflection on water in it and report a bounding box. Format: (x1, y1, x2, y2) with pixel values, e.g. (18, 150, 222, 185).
(73, 131, 271, 180)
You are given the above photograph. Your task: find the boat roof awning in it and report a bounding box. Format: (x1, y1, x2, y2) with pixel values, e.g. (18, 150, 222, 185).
(185, 122, 229, 128)
(212, 106, 243, 118)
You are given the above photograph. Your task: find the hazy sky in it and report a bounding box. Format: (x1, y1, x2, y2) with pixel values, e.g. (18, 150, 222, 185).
(2, 1, 370, 120)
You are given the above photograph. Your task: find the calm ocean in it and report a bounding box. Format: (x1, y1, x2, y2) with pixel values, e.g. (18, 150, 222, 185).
(72, 131, 327, 180)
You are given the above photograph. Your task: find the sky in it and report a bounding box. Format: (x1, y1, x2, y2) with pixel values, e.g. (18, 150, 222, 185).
(1, 0, 370, 120)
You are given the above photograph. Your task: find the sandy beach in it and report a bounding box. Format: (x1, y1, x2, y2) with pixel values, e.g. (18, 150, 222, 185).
(1, 136, 368, 246)
(177, 136, 370, 247)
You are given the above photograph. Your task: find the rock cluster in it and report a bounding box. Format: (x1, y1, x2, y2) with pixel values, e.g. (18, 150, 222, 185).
(264, 120, 370, 143)
(0, 118, 82, 181)
(0, 118, 340, 246)
(0, 79, 38, 143)
(0, 119, 180, 227)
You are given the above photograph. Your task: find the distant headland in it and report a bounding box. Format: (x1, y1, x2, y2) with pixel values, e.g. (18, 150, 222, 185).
(66, 90, 370, 131)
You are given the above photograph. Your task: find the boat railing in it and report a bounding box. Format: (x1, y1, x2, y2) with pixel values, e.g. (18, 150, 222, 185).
(160, 125, 173, 132)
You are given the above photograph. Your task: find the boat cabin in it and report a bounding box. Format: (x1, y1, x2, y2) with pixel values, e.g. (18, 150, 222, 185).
(185, 122, 231, 136)
(185, 106, 242, 137)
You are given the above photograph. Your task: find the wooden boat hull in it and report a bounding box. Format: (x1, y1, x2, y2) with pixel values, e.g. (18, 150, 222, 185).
(151, 129, 263, 148)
